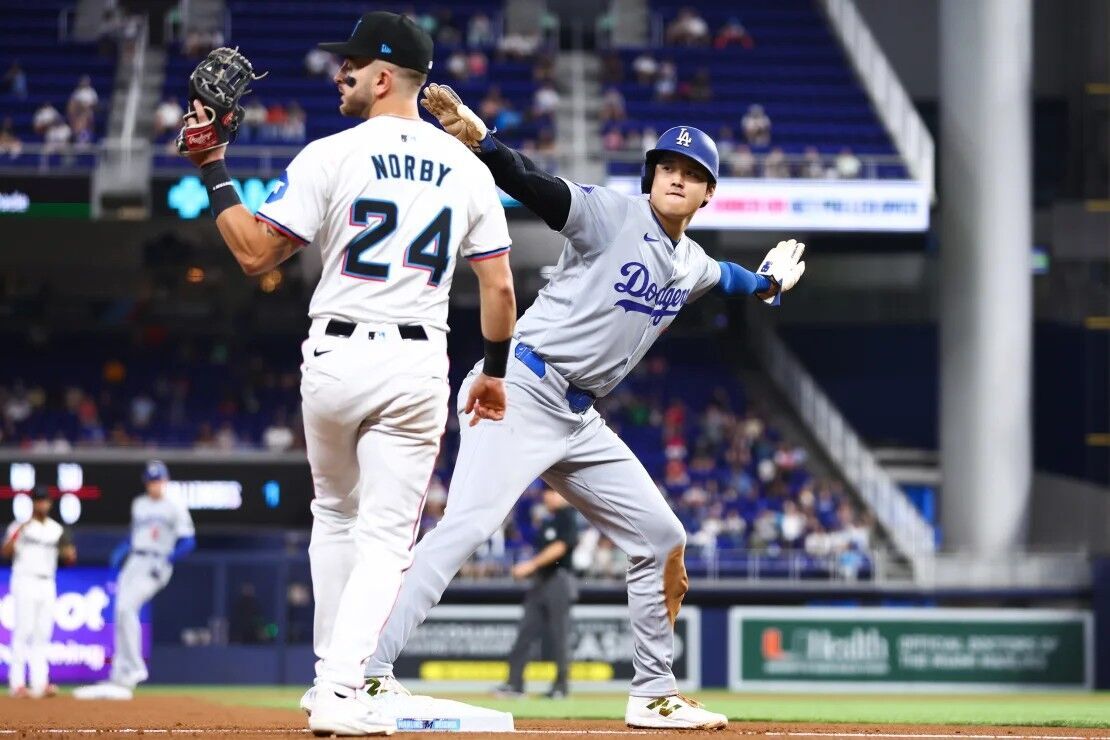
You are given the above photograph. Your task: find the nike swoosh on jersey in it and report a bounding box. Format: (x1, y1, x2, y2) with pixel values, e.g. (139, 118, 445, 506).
(313, 349, 332, 357)
(643, 233, 660, 243)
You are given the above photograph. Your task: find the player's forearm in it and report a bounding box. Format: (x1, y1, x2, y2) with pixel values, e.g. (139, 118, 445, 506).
(715, 260, 773, 297)
(478, 279, 516, 342)
(529, 540, 568, 570)
(1, 540, 14, 558)
(476, 136, 571, 231)
(61, 545, 77, 565)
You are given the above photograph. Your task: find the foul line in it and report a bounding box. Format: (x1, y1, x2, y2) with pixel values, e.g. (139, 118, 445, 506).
(0, 731, 1097, 739)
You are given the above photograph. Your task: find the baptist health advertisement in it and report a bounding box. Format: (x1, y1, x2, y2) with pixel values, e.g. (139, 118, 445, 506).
(0, 567, 149, 683)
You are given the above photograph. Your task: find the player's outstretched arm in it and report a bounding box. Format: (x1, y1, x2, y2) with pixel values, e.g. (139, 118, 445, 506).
(59, 528, 76, 566)
(1, 523, 22, 558)
(466, 253, 516, 426)
(182, 101, 302, 276)
(715, 239, 806, 305)
(422, 84, 572, 231)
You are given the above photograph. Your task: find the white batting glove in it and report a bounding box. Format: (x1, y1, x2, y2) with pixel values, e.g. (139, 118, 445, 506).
(421, 83, 489, 151)
(756, 239, 806, 305)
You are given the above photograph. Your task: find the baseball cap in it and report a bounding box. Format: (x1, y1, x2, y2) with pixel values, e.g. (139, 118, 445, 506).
(31, 485, 50, 501)
(318, 12, 434, 74)
(143, 460, 170, 483)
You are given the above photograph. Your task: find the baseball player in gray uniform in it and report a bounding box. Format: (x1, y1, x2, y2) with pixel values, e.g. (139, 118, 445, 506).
(343, 85, 806, 730)
(74, 461, 195, 700)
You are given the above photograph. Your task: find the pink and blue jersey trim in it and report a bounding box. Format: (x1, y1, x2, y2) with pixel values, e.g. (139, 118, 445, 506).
(465, 245, 511, 262)
(255, 211, 310, 245)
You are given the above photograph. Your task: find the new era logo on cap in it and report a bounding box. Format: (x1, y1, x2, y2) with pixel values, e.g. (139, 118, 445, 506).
(380, 43, 392, 54)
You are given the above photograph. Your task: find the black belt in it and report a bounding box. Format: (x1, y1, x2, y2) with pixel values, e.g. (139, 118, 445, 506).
(132, 549, 166, 558)
(325, 319, 428, 341)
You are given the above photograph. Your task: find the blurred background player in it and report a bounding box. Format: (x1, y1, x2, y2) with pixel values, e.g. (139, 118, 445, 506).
(2, 485, 76, 699)
(74, 460, 195, 700)
(494, 489, 579, 700)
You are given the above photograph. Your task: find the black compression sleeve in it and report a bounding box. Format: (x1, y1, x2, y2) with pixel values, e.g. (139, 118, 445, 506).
(476, 136, 571, 231)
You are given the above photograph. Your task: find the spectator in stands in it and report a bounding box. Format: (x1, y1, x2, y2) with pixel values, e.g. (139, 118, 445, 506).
(3, 61, 27, 99)
(602, 126, 624, 152)
(479, 86, 506, 122)
(779, 500, 807, 548)
(215, 421, 239, 450)
(535, 127, 557, 171)
(154, 97, 184, 138)
(467, 50, 489, 78)
(493, 99, 524, 133)
(67, 76, 99, 127)
(683, 67, 713, 102)
(283, 102, 306, 143)
(639, 126, 658, 155)
(0, 117, 22, 159)
(599, 87, 625, 124)
(654, 59, 677, 101)
(532, 53, 556, 85)
(499, 31, 540, 60)
(531, 81, 560, 122)
(835, 146, 862, 178)
(183, 27, 224, 59)
(263, 102, 288, 142)
(600, 53, 623, 85)
(70, 110, 95, 148)
(665, 7, 710, 46)
(304, 48, 338, 78)
(264, 408, 295, 451)
(801, 146, 825, 178)
(240, 98, 267, 143)
(32, 102, 61, 137)
(446, 50, 469, 81)
(742, 103, 771, 146)
(728, 145, 756, 177)
(714, 17, 755, 49)
(433, 8, 461, 45)
(43, 118, 72, 154)
(632, 51, 658, 85)
(763, 147, 790, 178)
(467, 12, 494, 47)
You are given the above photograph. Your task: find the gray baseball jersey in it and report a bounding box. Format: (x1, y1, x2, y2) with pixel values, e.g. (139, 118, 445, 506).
(516, 182, 721, 397)
(367, 182, 728, 698)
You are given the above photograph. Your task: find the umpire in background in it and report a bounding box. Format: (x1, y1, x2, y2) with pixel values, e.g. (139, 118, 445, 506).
(495, 489, 579, 699)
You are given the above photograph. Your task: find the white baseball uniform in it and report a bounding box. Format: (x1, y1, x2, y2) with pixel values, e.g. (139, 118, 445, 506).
(111, 494, 194, 686)
(254, 114, 511, 690)
(5, 517, 69, 694)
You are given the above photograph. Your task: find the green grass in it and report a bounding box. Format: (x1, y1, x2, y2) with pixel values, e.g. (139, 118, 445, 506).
(140, 686, 1110, 728)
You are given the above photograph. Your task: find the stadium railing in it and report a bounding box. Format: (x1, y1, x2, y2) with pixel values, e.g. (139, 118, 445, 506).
(602, 148, 910, 180)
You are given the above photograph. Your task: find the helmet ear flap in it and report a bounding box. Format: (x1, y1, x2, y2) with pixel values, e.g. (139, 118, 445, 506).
(640, 152, 658, 194)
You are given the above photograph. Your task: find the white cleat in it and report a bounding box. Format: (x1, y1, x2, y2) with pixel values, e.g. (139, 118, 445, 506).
(307, 685, 395, 736)
(72, 682, 134, 701)
(625, 694, 728, 730)
(300, 685, 317, 716)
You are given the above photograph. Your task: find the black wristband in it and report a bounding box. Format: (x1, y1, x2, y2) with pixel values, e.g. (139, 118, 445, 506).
(482, 338, 511, 378)
(200, 160, 241, 218)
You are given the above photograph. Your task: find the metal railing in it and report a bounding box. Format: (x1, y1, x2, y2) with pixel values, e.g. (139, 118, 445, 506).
(0, 142, 106, 174)
(748, 320, 937, 576)
(119, 14, 150, 168)
(819, 0, 936, 199)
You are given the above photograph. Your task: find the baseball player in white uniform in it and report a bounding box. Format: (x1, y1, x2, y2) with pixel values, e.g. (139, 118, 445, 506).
(347, 89, 806, 730)
(177, 11, 517, 736)
(3, 485, 76, 698)
(74, 460, 195, 700)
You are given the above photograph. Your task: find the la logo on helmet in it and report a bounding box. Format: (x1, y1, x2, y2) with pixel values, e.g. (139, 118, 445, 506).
(675, 128, 692, 147)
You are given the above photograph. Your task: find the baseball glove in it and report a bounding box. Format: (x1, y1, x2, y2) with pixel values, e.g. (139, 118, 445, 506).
(176, 46, 267, 156)
(421, 83, 488, 150)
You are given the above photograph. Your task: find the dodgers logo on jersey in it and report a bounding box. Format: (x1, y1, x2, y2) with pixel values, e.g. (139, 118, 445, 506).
(676, 128, 692, 147)
(265, 171, 289, 203)
(612, 262, 689, 326)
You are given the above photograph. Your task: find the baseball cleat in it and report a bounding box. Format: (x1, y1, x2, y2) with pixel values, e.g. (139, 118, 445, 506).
(9, 686, 30, 698)
(491, 684, 525, 699)
(300, 685, 317, 716)
(307, 684, 395, 736)
(43, 684, 59, 698)
(72, 682, 134, 700)
(625, 694, 728, 729)
(365, 675, 411, 699)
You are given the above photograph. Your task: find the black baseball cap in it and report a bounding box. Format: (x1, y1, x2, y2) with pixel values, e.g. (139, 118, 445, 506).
(318, 12, 434, 74)
(31, 485, 50, 501)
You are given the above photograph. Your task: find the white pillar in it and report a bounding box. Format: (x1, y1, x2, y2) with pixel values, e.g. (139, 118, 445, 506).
(939, 0, 1033, 554)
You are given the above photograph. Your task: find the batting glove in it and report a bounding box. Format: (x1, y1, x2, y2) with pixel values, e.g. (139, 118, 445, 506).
(421, 83, 489, 151)
(756, 239, 806, 306)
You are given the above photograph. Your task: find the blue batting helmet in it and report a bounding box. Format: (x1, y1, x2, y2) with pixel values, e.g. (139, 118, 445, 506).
(142, 460, 170, 483)
(640, 125, 719, 197)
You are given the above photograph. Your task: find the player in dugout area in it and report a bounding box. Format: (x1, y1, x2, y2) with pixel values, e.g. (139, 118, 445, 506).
(3, 485, 77, 699)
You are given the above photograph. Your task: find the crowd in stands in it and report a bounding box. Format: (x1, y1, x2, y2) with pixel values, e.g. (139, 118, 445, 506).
(0, 343, 874, 578)
(0, 67, 103, 158)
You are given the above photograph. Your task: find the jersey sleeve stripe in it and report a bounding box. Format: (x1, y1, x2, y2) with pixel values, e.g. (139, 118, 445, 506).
(465, 245, 511, 262)
(255, 212, 310, 245)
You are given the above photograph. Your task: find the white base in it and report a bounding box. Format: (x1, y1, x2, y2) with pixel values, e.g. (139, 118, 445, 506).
(384, 695, 515, 733)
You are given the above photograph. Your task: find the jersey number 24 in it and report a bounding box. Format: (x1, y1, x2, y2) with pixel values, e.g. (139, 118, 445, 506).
(342, 198, 452, 286)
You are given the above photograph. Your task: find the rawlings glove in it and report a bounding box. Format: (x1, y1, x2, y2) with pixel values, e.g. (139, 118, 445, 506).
(177, 46, 267, 156)
(421, 83, 488, 150)
(756, 239, 806, 305)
